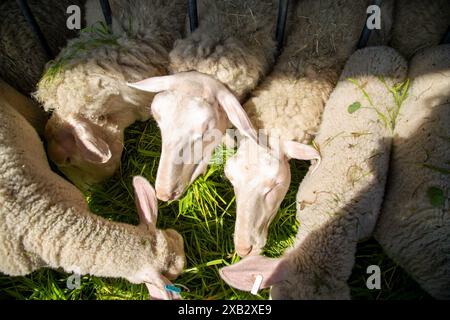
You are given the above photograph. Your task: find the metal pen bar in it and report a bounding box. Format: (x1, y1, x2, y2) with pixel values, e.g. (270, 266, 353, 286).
(357, 0, 383, 49)
(188, 0, 199, 32)
(440, 26, 450, 44)
(99, 0, 113, 30)
(15, 0, 54, 60)
(275, 0, 289, 52)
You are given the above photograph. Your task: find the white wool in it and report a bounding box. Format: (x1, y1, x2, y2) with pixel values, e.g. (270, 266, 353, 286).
(374, 44, 450, 299)
(270, 46, 407, 299)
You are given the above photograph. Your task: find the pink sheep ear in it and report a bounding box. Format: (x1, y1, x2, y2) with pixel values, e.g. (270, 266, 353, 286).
(146, 275, 182, 300)
(283, 141, 320, 161)
(283, 141, 321, 162)
(219, 256, 288, 292)
(216, 88, 258, 143)
(69, 120, 111, 164)
(283, 141, 321, 173)
(127, 75, 177, 93)
(132, 176, 158, 227)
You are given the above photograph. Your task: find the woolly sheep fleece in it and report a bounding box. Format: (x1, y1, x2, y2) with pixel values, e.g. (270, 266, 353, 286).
(374, 44, 450, 300)
(271, 46, 407, 299)
(0, 89, 184, 282)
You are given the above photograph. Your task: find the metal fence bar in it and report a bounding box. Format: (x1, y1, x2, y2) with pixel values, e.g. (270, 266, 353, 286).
(440, 26, 450, 44)
(16, 0, 54, 60)
(99, 0, 112, 30)
(188, 0, 199, 32)
(357, 0, 383, 49)
(275, 0, 289, 53)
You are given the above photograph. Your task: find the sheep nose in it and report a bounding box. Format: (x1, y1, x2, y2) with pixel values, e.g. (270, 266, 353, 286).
(236, 245, 253, 257)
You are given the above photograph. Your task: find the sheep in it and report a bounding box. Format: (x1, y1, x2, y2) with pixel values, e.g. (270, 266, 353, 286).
(220, 46, 408, 299)
(0, 0, 85, 95)
(0, 83, 186, 300)
(389, 0, 450, 59)
(374, 44, 450, 300)
(128, 0, 281, 201)
(223, 0, 393, 257)
(0, 79, 47, 137)
(34, 0, 187, 189)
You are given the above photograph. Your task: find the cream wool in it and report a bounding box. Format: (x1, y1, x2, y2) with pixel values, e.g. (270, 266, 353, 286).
(0, 0, 85, 95)
(169, 0, 279, 100)
(390, 0, 450, 59)
(374, 44, 450, 299)
(244, 0, 393, 143)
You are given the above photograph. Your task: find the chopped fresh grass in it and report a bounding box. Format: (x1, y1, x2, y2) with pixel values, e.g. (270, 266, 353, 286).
(40, 22, 119, 86)
(347, 77, 410, 133)
(0, 120, 428, 300)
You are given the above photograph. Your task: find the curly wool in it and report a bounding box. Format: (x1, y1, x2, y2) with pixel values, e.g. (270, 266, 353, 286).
(0, 0, 85, 95)
(390, 0, 450, 59)
(244, 0, 393, 143)
(169, 0, 278, 100)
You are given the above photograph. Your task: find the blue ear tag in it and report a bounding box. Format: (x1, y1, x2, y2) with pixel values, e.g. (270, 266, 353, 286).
(164, 284, 182, 294)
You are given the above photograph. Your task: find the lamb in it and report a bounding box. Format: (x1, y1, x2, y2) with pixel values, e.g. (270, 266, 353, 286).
(0, 84, 186, 300)
(374, 44, 450, 300)
(34, 0, 187, 189)
(0, 0, 85, 95)
(128, 0, 280, 201)
(223, 0, 393, 257)
(220, 46, 408, 299)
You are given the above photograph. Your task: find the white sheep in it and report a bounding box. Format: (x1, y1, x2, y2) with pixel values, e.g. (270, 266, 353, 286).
(223, 0, 392, 257)
(374, 44, 450, 299)
(128, 0, 280, 201)
(0, 84, 186, 300)
(220, 46, 407, 299)
(0, 0, 85, 95)
(34, 0, 187, 189)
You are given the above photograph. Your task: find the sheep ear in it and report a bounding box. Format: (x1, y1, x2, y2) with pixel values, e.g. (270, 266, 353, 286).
(145, 274, 182, 300)
(283, 141, 320, 161)
(219, 256, 288, 292)
(127, 75, 177, 93)
(70, 120, 111, 164)
(216, 89, 258, 143)
(132, 176, 158, 227)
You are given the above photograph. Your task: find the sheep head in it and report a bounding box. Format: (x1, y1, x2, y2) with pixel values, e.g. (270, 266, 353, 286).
(128, 71, 257, 201)
(225, 137, 320, 257)
(131, 176, 185, 300)
(36, 62, 154, 189)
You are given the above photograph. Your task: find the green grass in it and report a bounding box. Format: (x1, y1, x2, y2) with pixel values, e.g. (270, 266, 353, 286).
(0, 120, 430, 300)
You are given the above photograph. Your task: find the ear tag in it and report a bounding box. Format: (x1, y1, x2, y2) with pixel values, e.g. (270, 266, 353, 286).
(164, 285, 181, 294)
(251, 275, 263, 295)
(164, 283, 190, 294)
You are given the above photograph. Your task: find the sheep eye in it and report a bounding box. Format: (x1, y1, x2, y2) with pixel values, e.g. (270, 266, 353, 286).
(98, 115, 106, 122)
